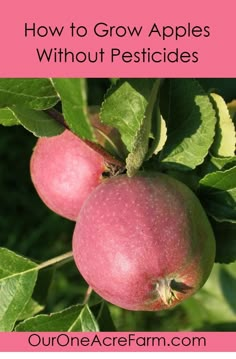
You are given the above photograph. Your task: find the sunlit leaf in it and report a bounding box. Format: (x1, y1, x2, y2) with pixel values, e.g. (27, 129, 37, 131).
(15, 304, 99, 332)
(0, 108, 19, 126)
(210, 93, 236, 157)
(51, 78, 94, 140)
(160, 79, 216, 170)
(0, 79, 58, 110)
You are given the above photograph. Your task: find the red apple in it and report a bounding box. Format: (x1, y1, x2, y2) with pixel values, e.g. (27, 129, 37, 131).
(73, 172, 216, 311)
(30, 130, 106, 221)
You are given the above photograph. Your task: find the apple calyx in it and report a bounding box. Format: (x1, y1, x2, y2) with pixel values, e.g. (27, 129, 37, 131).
(155, 277, 194, 306)
(155, 278, 179, 306)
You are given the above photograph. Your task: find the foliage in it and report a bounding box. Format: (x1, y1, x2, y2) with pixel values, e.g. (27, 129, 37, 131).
(0, 78, 235, 332)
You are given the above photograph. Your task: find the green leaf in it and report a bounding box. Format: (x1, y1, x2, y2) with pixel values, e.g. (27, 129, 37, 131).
(211, 220, 236, 264)
(182, 262, 236, 324)
(210, 93, 236, 157)
(228, 99, 236, 128)
(90, 302, 116, 331)
(0, 248, 38, 331)
(209, 154, 236, 171)
(17, 299, 44, 322)
(159, 79, 216, 170)
(100, 79, 157, 153)
(126, 79, 161, 176)
(17, 268, 54, 321)
(198, 154, 236, 178)
(15, 304, 82, 331)
(219, 266, 236, 313)
(15, 304, 99, 332)
(198, 78, 236, 102)
(70, 305, 99, 332)
(146, 106, 167, 160)
(165, 169, 200, 192)
(9, 106, 64, 137)
(0, 79, 59, 110)
(0, 108, 19, 126)
(199, 166, 236, 223)
(110, 78, 119, 85)
(152, 114, 167, 156)
(51, 78, 94, 140)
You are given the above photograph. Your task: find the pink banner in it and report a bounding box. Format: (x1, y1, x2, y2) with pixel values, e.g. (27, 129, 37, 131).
(0, 332, 235, 352)
(0, 0, 235, 77)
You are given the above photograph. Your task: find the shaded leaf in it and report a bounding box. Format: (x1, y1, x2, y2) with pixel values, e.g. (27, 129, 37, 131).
(160, 79, 216, 170)
(0, 79, 58, 110)
(165, 169, 200, 192)
(10, 106, 64, 137)
(90, 302, 116, 331)
(182, 262, 236, 324)
(198, 78, 236, 103)
(211, 219, 236, 264)
(51, 78, 94, 140)
(219, 267, 236, 313)
(210, 93, 236, 157)
(17, 268, 54, 321)
(199, 166, 236, 223)
(0, 248, 38, 331)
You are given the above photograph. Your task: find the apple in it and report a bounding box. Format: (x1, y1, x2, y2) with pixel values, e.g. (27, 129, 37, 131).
(72, 172, 216, 311)
(30, 129, 106, 221)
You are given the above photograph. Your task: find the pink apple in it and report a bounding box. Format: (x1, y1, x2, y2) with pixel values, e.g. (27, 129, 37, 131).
(73, 172, 216, 311)
(30, 130, 106, 221)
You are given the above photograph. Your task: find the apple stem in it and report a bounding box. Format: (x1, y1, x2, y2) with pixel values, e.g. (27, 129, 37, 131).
(36, 251, 73, 271)
(45, 108, 70, 129)
(83, 139, 126, 172)
(82, 285, 93, 305)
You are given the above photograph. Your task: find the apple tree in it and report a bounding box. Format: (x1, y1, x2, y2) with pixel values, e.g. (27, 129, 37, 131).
(0, 78, 235, 331)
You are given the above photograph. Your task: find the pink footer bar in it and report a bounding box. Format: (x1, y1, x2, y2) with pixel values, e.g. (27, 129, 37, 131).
(0, 332, 235, 352)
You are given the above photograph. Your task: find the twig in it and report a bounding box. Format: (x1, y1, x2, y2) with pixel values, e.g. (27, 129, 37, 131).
(82, 285, 93, 305)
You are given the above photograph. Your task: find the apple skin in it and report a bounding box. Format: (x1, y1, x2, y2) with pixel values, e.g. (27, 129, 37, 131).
(30, 130, 106, 221)
(72, 172, 216, 311)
